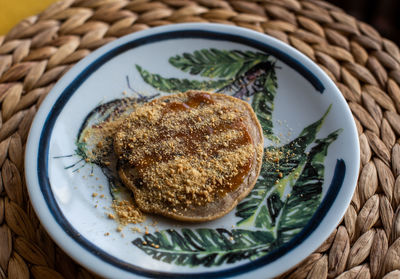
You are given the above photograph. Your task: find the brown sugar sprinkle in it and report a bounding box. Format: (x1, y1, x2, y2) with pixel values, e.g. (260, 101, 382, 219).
(265, 149, 282, 163)
(150, 220, 158, 227)
(111, 200, 145, 225)
(107, 213, 115, 219)
(114, 91, 257, 212)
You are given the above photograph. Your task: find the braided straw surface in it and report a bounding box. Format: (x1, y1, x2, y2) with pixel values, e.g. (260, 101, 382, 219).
(0, 0, 400, 278)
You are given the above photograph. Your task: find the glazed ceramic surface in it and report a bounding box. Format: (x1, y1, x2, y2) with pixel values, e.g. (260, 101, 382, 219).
(25, 23, 360, 279)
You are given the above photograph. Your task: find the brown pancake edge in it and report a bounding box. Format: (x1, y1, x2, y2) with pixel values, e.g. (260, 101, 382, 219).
(117, 91, 264, 222)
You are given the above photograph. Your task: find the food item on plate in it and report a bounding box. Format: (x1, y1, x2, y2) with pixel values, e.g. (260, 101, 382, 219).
(114, 90, 264, 221)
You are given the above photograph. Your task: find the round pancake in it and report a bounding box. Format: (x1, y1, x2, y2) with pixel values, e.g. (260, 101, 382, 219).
(114, 90, 264, 222)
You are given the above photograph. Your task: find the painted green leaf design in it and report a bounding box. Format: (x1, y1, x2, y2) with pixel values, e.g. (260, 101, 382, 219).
(266, 192, 284, 223)
(132, 228, 274, 267)
(214, 61, 277, 139)
(217, 61, 276, 98)
(254, 204, 273, 229)
(74, 141, 87, 160)
(275, 129, 342, 245)
(261, 105, 332, 176)
(136, 65, 232, 93)
(236, 105, 332, 228)
(251, 63, 278, 140)
(169, 49, 271, 79)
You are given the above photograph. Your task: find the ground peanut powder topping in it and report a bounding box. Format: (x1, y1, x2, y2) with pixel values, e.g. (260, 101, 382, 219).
(114, 91, 257, 213)
(111, 200, 145, 225)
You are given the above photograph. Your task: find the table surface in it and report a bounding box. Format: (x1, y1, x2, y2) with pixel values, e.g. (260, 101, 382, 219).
(0, 0, 400, 278)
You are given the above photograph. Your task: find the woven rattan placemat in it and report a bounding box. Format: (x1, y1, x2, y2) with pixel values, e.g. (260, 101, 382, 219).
(1, 0, 400, 278)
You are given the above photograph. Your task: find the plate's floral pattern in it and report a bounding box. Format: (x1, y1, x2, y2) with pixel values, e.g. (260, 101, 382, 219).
(72, 49, 341, 267)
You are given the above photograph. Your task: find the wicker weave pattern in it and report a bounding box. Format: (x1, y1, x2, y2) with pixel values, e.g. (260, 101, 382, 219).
(0, 0, 400, 278)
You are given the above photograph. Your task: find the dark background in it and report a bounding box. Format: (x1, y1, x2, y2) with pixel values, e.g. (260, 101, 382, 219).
(327, 0, 400, 45)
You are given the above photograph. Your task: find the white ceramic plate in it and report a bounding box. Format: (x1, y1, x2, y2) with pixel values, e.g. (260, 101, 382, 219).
(25, 23, 359, 279)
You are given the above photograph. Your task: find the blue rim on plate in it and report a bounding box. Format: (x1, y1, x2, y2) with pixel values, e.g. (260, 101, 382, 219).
(26, 23, 359, 279)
